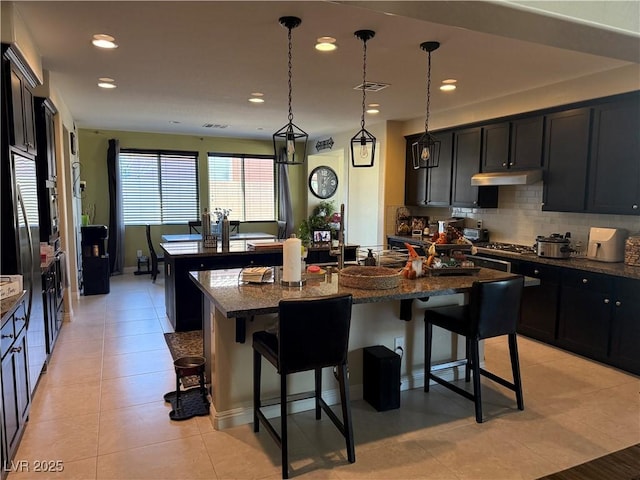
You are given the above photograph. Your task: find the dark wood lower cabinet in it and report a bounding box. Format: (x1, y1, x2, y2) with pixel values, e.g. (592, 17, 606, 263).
(608, 278, 640, 374)
(1, 295, 30, 480)
(557, 269, 612, 361)
(513, 261, 560, 343)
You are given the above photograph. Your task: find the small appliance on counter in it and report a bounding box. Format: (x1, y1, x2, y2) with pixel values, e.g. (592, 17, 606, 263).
(587, 227, 628, 263)
(463, 228, 489, 243)
(535, 233, 573, 259)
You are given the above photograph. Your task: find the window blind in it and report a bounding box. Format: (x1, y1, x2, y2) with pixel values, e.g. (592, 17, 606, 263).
(208, 154, 275, 221)
(120, 149, 199, 225)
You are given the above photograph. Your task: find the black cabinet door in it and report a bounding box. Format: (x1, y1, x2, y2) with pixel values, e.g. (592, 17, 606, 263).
(513, 261, 560, 343)
(542, 108, 591, 212)
(609, 278, 640, 374)
(426, 131, 453, 206)
(557, 269, 612, 361)
(452, 127, 498, 207)
(510, 116, 544, 170)
(404, 134, 427, 206)
(481, 122, 510, 172)
(587, 95, 640, 215)
(8, 64, 36, 155)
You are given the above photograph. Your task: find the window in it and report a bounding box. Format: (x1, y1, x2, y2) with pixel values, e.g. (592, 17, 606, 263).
(208, 154, 276, 221)
(119, 149, 199, 225)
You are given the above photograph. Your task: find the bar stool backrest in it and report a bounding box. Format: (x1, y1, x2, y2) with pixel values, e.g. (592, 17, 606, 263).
(277, 294, 353, 375)
(470, 277, 524, 340)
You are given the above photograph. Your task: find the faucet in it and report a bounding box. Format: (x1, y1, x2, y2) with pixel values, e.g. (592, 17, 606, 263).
(329, 203, 345, 270)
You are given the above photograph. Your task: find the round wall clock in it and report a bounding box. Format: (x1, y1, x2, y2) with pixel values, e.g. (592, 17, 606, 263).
(309, 165, 338, 199)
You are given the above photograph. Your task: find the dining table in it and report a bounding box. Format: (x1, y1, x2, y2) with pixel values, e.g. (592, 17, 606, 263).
(161, 232, 277, 242)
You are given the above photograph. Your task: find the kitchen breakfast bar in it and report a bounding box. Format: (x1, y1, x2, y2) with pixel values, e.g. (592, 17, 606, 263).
(189, 267, 520, 430)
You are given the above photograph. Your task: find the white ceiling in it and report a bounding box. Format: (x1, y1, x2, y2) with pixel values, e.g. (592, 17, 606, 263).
(12, 1, 640, 140)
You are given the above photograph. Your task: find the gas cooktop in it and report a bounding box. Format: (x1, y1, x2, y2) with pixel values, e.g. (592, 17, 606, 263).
(476, 242, 536, 255)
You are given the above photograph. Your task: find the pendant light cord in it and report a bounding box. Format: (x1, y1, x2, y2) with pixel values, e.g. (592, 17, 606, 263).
(360, 38, 368, 131)
(424, 51, 431, 134)
(287, 26, 294, 123)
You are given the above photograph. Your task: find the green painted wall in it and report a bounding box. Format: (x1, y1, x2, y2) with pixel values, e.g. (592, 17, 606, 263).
(77, 129, 306, 267)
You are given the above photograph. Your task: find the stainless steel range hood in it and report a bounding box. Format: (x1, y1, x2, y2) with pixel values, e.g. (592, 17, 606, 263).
(471, 170, 543, 186)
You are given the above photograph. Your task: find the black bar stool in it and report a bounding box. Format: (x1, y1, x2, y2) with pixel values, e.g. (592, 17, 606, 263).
(253, 294, 355, 478)
(424, 276, 525, 423)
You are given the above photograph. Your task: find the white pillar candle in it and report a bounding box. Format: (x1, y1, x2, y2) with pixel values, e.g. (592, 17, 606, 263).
(282, 235, 302, 283)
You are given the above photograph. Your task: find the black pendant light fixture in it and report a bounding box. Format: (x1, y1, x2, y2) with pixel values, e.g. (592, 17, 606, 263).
(273, 16, 308, 165)
(350, 30, 376, 168)
(412, 41, 441, 169)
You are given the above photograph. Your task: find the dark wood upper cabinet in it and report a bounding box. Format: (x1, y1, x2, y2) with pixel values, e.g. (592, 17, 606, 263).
(452, 127, 498, 207)
(542, 108, 591, 213)
(8, 63, 37, 155)
(510, 115, 544, 170)
(587, 96, 640, 215)
(481, 122, 510, 172)
(426, 131, 453, 206)
(404, 133, 427, 206)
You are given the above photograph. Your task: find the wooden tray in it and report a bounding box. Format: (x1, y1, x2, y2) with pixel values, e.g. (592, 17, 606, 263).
(426, 266, 480, 276)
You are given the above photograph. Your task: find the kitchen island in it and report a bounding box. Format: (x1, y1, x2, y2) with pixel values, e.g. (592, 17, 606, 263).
(161, 241, 358, 331)
(190, 267, 518, 429)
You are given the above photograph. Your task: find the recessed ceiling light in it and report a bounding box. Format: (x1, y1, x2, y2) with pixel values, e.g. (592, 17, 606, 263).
(368, 103, 380, 107)
(98, 77, 116, 89)
(92, 34, 118, 49)
(249, 98, 265, 103)
(442, 79, 457, 84)
(440, 84, 456, 92)
(366, 108, 380, 114)
(315, 36, 337, 52)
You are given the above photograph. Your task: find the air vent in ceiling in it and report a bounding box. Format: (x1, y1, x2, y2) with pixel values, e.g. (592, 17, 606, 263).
(202, 123, 229, 129)
(353, 82, 390, 92)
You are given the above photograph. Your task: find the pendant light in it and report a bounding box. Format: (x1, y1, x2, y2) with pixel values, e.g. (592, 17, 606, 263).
(273, 16, 308, 165)
(412, 41, 441, 169)
(350, 30, 376, 168)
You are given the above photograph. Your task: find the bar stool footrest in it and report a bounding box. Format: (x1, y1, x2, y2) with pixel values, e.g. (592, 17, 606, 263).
(164, 388, 210, 421)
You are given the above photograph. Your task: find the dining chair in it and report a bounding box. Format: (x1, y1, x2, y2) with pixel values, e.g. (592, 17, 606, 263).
(146, 224, 165, 283)
(253, 294, 356, 478)
(188, 220, 201, 234)
(424, 276, 525, 423)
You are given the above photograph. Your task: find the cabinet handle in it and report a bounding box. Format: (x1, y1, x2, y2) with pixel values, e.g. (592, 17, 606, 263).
(615, 301, 621, 307)
(509, 162, 514, 166)
(11, 346, 22, 353)
(534, 269, 539, 275)
(1, 333, 14, 339)
(502, 162, 507, 167)
(582, 278, 588, 284)
(604, 298, 610, 304)
(633, 204, 638, 210)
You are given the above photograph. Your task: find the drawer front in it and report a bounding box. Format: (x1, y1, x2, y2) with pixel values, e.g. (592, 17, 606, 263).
(561, 268, 611, 292)
(516, 261, 561, 282)
(12, 300, 27, 336)
(1, 316, 15, 359)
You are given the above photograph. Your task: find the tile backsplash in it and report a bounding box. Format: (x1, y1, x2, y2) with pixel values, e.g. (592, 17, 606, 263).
(393, 184, 639, 247)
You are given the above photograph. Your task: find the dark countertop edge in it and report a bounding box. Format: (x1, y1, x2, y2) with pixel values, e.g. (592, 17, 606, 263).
(386, 235, 640, 281)
(1, 290, 27, 323)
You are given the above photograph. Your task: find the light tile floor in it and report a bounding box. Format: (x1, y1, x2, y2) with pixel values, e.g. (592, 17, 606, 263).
(8, 273, 640, 479)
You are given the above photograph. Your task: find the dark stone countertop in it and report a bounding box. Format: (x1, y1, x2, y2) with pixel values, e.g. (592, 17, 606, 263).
(190, 267, 517, 318)
(161, 240, 358, 258)
(1, 290, 26, 322)
(386, 234, 640, 281)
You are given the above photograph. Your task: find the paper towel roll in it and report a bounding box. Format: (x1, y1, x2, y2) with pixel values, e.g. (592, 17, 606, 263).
(283, 235, 302, 283)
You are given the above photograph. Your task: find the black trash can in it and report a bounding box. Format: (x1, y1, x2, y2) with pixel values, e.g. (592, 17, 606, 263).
(363, 345, 401, 411)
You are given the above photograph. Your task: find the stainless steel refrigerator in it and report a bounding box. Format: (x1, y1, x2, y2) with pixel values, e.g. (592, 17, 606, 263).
(2, 151, 47, 395)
